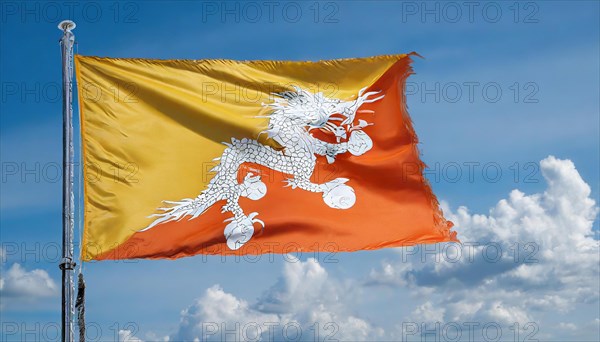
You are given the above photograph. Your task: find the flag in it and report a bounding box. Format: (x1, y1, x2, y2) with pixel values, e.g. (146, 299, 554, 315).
(75, 53, 457, 261)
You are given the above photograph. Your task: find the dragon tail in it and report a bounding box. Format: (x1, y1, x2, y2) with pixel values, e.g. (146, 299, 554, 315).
(140, 139, 247, 232)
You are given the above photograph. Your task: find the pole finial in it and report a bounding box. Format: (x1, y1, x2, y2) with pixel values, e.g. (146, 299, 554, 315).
(58, 20, 76, 32)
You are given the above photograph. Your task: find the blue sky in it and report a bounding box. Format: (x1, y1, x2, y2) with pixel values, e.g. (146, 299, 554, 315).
(1, 1, 599, 341)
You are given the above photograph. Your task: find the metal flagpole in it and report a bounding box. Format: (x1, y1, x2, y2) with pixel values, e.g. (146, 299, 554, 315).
(58, 19, 76, 342)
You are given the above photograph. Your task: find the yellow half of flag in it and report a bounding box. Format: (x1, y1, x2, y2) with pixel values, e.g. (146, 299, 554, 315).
(75, 53, 456, 261)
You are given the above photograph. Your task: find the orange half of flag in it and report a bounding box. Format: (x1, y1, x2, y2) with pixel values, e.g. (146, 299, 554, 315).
(74, 53, 457, 261)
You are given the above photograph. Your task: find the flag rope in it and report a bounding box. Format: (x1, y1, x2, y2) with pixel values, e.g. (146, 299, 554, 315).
(75, 273, 86, 342)
(75, 38, 86, 342)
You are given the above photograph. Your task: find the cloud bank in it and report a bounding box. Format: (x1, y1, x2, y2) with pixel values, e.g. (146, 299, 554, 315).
(170, 256, 383, 341)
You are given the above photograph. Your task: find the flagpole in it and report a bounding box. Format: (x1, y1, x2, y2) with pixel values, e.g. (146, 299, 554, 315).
(58, 19, 76, 342)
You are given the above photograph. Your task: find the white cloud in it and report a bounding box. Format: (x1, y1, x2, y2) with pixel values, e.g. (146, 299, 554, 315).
(0, 263, 58, 299)
(367, 156, 599, 339)
(170, 257, 383, 341)
(411, 302, 445, 323)
(365, 156, 598, 338)
(118, 329, 144, 342)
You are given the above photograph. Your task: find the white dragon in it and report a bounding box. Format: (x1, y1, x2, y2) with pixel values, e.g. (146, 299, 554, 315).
(141, 86, 384, 250)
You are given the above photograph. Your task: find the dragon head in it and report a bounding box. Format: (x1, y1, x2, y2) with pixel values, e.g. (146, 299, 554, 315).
(262, 86, 383, 143)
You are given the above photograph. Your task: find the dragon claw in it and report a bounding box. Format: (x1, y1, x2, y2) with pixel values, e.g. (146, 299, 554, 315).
(283, 178, 300, 189)
(240, 173, 267, 200)
(322, 178, 356, 210)
(224, 212, 264, 250)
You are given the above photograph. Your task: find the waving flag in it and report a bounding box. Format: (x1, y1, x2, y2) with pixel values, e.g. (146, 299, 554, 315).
(75, 53, 457, 261)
